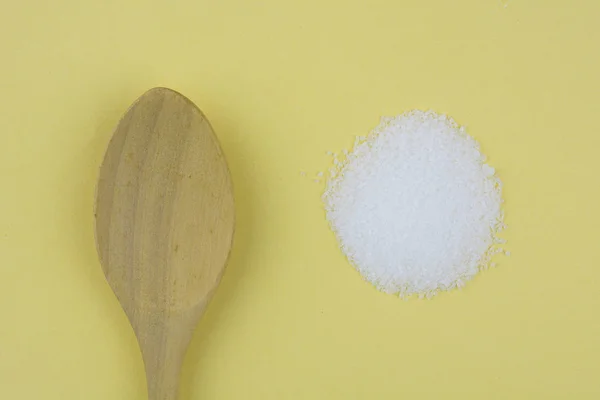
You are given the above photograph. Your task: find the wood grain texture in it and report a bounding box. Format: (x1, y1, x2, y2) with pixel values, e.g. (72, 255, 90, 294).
(94, 87, 235, 400)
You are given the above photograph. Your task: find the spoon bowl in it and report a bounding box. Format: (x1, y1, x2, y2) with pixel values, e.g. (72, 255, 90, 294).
(94, 87, 235, 400)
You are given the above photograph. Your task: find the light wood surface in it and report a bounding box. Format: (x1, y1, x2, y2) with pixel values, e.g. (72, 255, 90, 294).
(94, 87, 235, 400)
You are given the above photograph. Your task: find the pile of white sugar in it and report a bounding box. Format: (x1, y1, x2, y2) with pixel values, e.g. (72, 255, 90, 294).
(323, 110, 505, 298)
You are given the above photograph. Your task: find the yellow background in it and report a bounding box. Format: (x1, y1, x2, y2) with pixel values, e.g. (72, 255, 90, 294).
(1, 0, 599, 399)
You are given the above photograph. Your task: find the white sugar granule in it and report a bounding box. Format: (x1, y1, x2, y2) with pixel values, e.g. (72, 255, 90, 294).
(323, 110, 505, 298)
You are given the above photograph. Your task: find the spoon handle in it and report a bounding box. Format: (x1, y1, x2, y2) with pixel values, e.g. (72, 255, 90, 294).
(133, 314, 196, 400)
(142, 336, 186, 400)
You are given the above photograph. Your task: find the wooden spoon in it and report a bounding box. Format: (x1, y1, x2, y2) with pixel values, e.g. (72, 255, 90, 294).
(94, 87, 235, 400)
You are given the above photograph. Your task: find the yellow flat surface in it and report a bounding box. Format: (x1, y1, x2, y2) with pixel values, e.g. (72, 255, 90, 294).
(1, 1, 599, 399)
